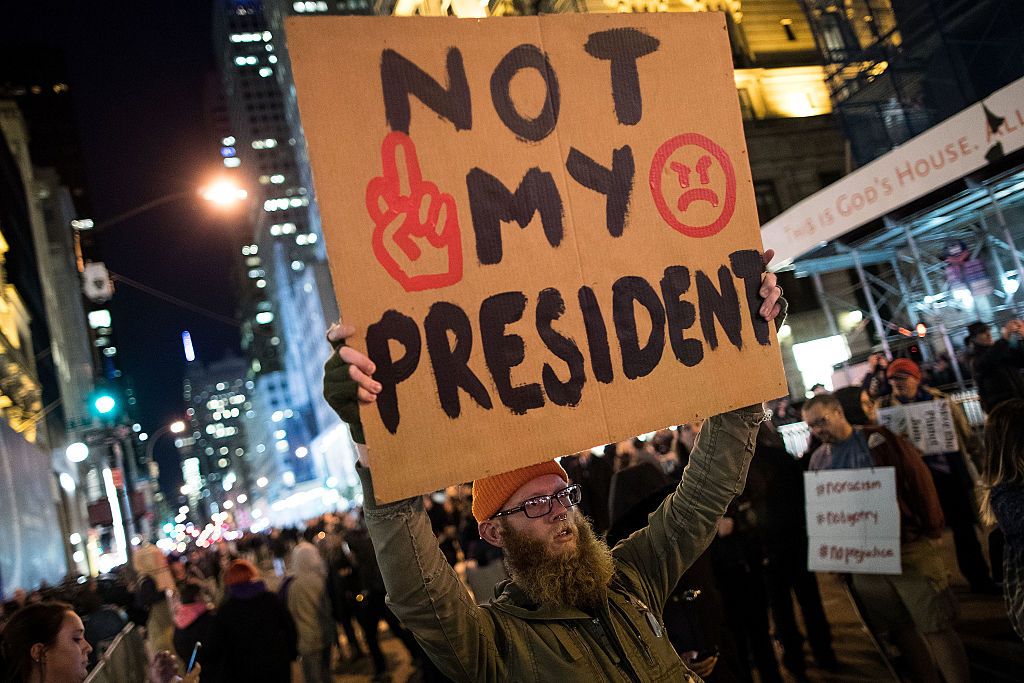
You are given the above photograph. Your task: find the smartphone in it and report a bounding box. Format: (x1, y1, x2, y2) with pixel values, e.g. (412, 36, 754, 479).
(187, 641, 202, 673)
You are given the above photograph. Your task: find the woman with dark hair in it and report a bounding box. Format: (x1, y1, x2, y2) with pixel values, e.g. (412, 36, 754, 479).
(981, 399, 1024, 640)
(0, 601, 92, 682)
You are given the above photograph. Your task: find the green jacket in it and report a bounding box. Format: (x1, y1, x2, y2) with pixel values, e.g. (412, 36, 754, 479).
(356, 405, 766, 683)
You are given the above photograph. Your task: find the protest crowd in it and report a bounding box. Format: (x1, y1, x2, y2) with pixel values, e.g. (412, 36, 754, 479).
(3, 305, 1024, 682)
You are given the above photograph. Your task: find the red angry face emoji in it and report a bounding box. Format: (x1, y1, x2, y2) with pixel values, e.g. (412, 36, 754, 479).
(649, 133, 736, 238)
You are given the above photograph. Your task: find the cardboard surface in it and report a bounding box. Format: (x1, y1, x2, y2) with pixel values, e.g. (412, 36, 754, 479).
(805, 467, 902, 575)
(287, 14, 787, 502)
(876, 400, 960, 455)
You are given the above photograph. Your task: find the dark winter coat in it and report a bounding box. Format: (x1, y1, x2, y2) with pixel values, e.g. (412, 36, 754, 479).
(204, 581, 298, 682)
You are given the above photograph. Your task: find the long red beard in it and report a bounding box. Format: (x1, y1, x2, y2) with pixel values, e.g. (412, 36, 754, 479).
(501, 515, 615, 609)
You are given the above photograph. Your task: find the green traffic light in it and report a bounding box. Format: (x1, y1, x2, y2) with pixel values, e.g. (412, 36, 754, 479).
(94, 394, 117, 414)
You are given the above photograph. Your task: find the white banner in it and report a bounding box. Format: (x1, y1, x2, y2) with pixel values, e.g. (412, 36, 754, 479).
(876, 399, 959, 455)
(805, 466, 901, 575)
(762, 75, 1024, 265)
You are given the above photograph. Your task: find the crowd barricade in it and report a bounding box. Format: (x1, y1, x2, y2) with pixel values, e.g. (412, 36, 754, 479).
(949, 388, 985, 428)
(83, 622, 150, 683)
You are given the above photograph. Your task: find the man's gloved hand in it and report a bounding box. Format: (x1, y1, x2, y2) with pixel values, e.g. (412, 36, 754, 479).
(324, 322, 382, 445)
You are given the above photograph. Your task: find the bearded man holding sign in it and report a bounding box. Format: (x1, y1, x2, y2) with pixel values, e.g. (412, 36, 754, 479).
(322, 262, 783, 683)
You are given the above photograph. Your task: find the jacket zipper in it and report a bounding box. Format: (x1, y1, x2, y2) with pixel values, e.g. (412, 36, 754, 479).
(610, 598, 657, 668)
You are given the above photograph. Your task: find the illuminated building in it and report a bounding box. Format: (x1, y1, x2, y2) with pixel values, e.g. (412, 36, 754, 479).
(182, 355, 255, 518)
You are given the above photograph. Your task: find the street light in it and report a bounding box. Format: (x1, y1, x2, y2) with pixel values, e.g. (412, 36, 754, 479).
(87, 179, 248, 232)
(144, 420, 188, 467)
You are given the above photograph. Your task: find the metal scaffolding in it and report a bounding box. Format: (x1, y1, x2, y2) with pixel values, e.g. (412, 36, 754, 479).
(786, 164, 1024, 383)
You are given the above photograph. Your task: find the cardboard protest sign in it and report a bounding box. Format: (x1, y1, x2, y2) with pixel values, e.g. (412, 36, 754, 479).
(805, 467, 901, 575)
(287, 14, 787, 502)
(876, 400, 959, 455)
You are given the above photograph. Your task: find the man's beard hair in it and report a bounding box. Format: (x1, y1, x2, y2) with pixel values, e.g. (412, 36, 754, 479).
(501, 515, 615, 609)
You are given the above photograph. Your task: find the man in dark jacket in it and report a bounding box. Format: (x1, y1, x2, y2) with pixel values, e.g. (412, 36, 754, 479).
(322, 269, 785, 682)
(802, 394, 967, 683)
(966, 319, 1024, 413)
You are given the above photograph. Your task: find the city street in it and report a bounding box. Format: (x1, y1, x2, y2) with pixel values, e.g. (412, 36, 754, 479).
(2, 3, 1024, 682)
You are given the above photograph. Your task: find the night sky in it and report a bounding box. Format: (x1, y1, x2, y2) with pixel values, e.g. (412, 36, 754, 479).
(4, 3, 244, 493)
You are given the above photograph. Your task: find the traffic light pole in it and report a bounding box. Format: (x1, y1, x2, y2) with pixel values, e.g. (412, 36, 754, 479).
(110, 439, 138, 562)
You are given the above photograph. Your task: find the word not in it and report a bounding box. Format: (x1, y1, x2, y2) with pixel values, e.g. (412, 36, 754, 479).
(814, 479, 882, 497)
(366, 249, 769, 432)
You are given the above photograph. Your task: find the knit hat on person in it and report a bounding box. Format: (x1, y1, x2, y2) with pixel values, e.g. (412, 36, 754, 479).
(223, 559, 259, 587)
(886, 358, 921, 380)
(472, 460, 568, 521)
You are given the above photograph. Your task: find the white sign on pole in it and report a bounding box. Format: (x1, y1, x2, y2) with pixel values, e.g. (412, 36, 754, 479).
(805, 466, 901, 575)
(876, 400, 959, 455)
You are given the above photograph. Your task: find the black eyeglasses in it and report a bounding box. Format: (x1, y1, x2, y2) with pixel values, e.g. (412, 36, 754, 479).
(491, 484, 582, 520)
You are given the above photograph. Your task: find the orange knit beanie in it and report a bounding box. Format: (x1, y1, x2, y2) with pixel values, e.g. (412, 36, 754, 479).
(471, 460, 568, 521)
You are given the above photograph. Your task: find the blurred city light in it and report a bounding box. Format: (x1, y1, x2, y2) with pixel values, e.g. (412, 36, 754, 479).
(200, 179, 248, 205)
(66, 442, 88, 463)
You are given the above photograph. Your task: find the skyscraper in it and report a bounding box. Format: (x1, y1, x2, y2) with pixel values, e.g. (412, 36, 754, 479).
(212, 0, 337, 497)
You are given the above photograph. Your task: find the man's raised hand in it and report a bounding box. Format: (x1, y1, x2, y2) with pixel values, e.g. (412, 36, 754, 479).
(327, 322, 380, 406)
(758, 248, 783, 322)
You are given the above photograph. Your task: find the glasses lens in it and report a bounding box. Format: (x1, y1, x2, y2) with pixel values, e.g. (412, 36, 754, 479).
(556, 485, 581, 509)
(523, 496, 552, 518)
(566, 485, 581, 506)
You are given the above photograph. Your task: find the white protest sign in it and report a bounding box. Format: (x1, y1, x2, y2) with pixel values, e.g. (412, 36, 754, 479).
(876, 400, 959, 455)
(805, 466, 901, 575)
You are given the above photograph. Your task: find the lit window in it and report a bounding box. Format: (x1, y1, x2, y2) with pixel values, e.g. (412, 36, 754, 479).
(293, 1, 305, 10)
(270, 224, 281, 236)
(282, 222, 295, 233)
(274, 429, 287, 439)
(296, 234, 307, 245)
(307, 233, 318, 243)
(255, 311, 274, 324)
(223, 157, 240, 168)
(103, 347, 117, 357)
(268, 55, 278, 64)
(276, 440, 289, 452)
(259, 175, 270, 184)
(220, 146, 236, 157)
(249, 244, 258, 254)
(270, 174, 284, 184)
(222, 136, 236, 146)
(256, 280, 266, 289)
(259, 67, 272, 78)
(218, 458, 229, 468)
(304, 283, 313, 293)
(262, 31, 272, 41)
(233, 56, 246, 66)
(219, 446, 229, 455)
(291, 260, 304, 271)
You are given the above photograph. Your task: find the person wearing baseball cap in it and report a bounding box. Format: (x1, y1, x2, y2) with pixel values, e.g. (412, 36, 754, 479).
(877, 358, 997, 595)
(321, 259, 786, 682)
